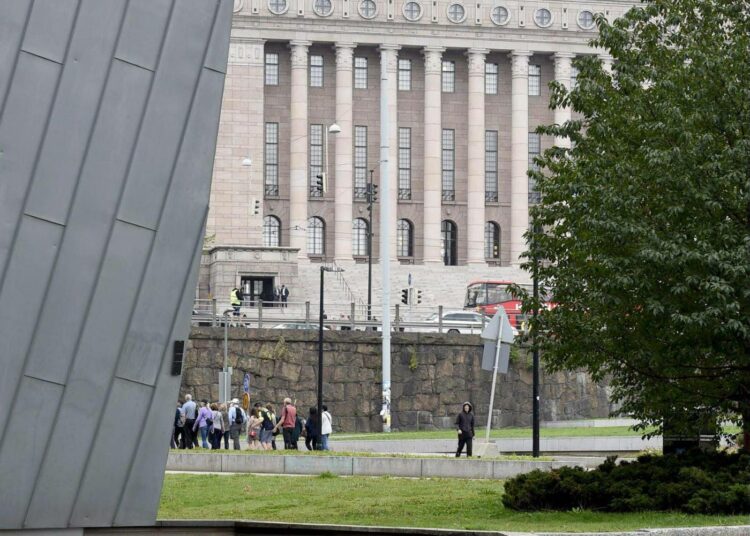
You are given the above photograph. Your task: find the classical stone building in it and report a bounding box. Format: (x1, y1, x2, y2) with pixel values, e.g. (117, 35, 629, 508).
(201, 0, 635, 307)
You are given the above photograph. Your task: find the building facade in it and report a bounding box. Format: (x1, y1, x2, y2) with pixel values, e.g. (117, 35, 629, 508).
(201, 0, 634, 306)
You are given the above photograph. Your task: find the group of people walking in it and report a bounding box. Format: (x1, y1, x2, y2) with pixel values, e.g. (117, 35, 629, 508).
(172, 395, 332, 451)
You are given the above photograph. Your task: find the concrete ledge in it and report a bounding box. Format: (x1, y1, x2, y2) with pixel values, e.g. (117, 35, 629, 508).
(420, 459, 494, 479)
(352, 457, 423, 478)
(166, 452, 222, 472)
(221, 454, 285, 474)
(283, 455, 354, 476)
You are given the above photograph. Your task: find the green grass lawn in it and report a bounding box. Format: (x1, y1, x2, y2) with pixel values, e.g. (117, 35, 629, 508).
(159, 473, 749, 532)
(334, 425, 658, 440)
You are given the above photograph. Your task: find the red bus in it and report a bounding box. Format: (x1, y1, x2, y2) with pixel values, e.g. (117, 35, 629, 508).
(464, 280, 531, 327)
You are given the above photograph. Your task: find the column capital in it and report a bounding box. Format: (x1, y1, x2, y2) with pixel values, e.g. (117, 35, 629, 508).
(422, 46, 445, 73)
(379, 44, 401, 51)
(289, 40, 311, 68)
(553, 51, 575, 60)
(554, 52, 573, 80)
(509, 50, 532, 78)
(466, 48, 488, 75)
(335, 43, 356, 68)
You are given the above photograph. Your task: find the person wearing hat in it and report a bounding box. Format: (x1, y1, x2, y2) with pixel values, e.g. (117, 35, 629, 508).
(227, 399, 246, 450)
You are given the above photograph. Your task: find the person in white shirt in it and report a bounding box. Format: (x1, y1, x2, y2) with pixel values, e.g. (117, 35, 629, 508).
(227, 399, 246, 450)
(321, 405, 333, 451)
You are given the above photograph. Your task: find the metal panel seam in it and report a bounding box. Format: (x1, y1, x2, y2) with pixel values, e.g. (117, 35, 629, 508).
(63, 1, 179, 527)
(17, 48, 65, 66)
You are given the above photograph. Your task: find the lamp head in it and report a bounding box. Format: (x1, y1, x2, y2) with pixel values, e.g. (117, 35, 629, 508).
(242, 157, 252, 167)
(328, 123, 341, 134)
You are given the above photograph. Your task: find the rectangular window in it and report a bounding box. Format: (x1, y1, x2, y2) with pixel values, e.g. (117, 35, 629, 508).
(309, 124, 323, 197)
(528, 64, 541, 96)
(570, 65, 578, 90)
(398, 127, 411, 200)
(265, 53, 279, 85)
(485, 63, 498, 94)
(398, 59, 411, 91)
(485, 130, 498, 202)
(441, 129, 455, 201)
(442, 60, 455, 92)
(354, 126, 368, 199)
(264, 122, 279, 197)
(310, 54, 323, 87)
(528, 132, 541, 204)
(354, 56, 368, 89)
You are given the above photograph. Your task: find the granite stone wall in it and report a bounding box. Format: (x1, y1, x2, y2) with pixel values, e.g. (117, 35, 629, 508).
(184, 327, 614, 432)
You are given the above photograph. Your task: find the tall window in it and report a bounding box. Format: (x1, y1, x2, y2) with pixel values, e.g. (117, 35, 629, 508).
(485, 222, 500, 259)
(441, 220, 457, 266)
(354, 126, 368, 199)
(528, 132, 541, 204)
(485, 62, 498, 94)
(352, 218, 369, 256)
(263, 216, 281, 247)
(570, 64, 578, 90)
(398, 59, 411, 90)
(397, 219, 413, 257)
(442, 60, 455, 92)
(265, 53, 279, 85)
(528, 64, 541, 96)
(307, 217, 325, 255)
(354, 56, 368, 89)
(441, 129, 455, 201)
(485, 130, 498, 202)
(310, 54, 323, 87)
(264, 122, 279, 197)
(309, 124, 323, 197)
(398, 127, 411, 200)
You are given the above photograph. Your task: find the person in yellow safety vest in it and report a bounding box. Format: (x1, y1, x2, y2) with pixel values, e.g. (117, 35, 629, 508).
(230, 287, 242, 317)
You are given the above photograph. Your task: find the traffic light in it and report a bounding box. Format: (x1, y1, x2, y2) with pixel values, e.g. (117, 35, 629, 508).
(251, 198, 261, 215)
(400, 288, 409, 305)
(370, 183, 378, 203)
(314, 173, 327, 194)
(416, 289, 422, 304)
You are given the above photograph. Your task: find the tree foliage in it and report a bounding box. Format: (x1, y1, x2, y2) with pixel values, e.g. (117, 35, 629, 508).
(522, 0, 750, 441)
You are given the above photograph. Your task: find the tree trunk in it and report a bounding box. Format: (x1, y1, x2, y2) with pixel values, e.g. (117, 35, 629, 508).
(742, 406, 750, 453)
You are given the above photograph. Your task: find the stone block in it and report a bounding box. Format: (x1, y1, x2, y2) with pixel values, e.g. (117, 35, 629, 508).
(165, 452, 221, 472)
(352, 457, 422, 478)
(222, 454, 284, 474)
(283, 455, 353, 476)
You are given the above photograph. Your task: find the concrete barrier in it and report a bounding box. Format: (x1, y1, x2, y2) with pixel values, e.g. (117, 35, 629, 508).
(166, 452, 222, 472)
(221, 454, 284, 474)
(352, 457, 423, 478)
(284, 455, 354, 476)
(420, 459, 494, 479)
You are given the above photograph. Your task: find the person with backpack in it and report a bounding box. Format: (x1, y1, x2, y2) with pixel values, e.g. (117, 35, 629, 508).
(321, 405, 333, 451)
(273, 397, 297, 449)
(259, 403, 275, 450)
(230, 287, 242, 317)
(228, 399, 246, 450)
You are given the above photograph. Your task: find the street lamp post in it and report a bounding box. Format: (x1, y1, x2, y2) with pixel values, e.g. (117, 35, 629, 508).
(532, 224, 541, 458)
(367, 169, 374, 321)
(221, 309, 234, 402)
(320, 123, 341, 193)
(318, 265, 344, 445)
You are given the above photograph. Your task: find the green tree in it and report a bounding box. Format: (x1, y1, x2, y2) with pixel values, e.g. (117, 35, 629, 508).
(522, 0, 750, 446)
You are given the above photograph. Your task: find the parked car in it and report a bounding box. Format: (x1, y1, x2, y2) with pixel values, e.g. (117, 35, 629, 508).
(415, 310, 491, 335)
(271, 322, 331, 330)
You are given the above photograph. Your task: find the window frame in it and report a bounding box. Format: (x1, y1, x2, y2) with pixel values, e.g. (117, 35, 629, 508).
(354, 56, 368, 89)
(264, 53, 279, 86)
(313, 0, 334, 16)
(484, 221, 500, 259)
(307, 217, 325, 256)
(490, 5, 510, 25)
(446, 2, 466, 23)
(533, 7, 553, 28)
(352, 218, 369, 256)
(441, 220, 458, 266)
(309, 124, 324, 197)
(397, 219, 413, 257)
(358, 0, 377, 19)
(402, 0, 423, 21)
(485, 62, 498, 95)
(398, 127, 412, 200)
(264, 122, 279, 197)
(441, 129, 455, 201)
(398, 58, 411, 91)
(263, 215, 281, 247)
(267, 0, 289, 15)
(309, 54, 323, 87)
(528, 64, 541, 96)
(528, 132, 541, 204)
(441, 60, 455, 93)
(577, 10, 595, 30)
(354, 125, 368, 199)
(484, 130, 498, 203)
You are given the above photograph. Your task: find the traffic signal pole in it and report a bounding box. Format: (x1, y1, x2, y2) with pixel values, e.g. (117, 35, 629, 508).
(367, 169, 374, 321)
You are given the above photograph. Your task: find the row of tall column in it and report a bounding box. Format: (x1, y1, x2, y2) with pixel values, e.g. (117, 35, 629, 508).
(286, 41, 577, 265)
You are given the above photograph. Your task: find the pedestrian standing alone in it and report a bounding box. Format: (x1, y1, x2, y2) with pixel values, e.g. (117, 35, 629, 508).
(280, 284, 289, 307)
(273, 398, 297, 449)
(455, 402, 475, 457)
(228, 399, 246, 450)
(194, 399, 212, 448)
(210, 403, 224, 449)
(320, 405, 333, 451)
(220, 403, 230, 449)
(181, 394, 197, 449)
(247, 407, 262, 450)
(304, 407, 320, 451)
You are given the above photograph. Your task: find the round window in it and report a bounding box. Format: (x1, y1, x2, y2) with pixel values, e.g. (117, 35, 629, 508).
(577, 10, 595, 29)
(313, 0, 333, 16)
(534, 7, 552, 27)
(447, 3, 466, 23)
(402, 1, 422, 21)
(490, 5, 509, 25)
(268, 0, 288, 14)
(359, 0, 377, 18)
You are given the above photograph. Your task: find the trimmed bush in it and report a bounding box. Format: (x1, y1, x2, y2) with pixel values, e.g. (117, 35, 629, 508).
(502, 451, 750, 514)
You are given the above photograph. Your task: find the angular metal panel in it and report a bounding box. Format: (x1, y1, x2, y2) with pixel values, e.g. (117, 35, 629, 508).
(0, 0, 31, 107)
(0, 53, 60, 279)
(24, 221, 153, 528)
(24, 61, 152, 385)
(117, 68, 227, 386)
(70, 379, 154, 527)
(117, 0, 219, 231)
(25, 0, 127, 225)
(114, 0, 173, 71)
(0, 216, 63, 418)
(0, 377, 64, 528)
(21, 0, 79, 64)
(204, 0, 233, 73)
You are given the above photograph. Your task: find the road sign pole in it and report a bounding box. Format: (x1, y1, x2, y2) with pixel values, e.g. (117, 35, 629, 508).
(484, 329, 503, 442)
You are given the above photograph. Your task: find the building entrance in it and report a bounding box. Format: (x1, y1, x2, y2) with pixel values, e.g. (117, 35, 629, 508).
(241, 276, 275, 305)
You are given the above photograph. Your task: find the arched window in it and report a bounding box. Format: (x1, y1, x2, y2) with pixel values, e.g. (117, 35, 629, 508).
(263, 215, 281, 247)
(352, 218, 369, 256)
(484, 221, 500, 259)
(441, 220, 457, 266)
(397, 219, 413, 257)
(307, 217, 325, 256)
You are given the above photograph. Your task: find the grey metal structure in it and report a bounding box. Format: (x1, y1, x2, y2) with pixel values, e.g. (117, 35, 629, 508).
(0, 0, 232, 529)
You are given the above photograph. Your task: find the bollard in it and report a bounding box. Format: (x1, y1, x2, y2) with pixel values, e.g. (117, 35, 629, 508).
(211, 298, 217, 327)
(394, 304, 400, 332)
(305, 301, 311, 328)
(257, 300, 263, 329)
(438, 305, 443, 333)
(350, 302, 356, 330)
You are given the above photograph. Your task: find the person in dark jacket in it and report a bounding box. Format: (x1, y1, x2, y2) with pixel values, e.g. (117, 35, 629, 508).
(455, 401, 475, 457)
(304, 407, 320, 450)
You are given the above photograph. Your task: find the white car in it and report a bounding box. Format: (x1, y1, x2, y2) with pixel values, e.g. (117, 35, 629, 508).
(417, 310, 491, 335)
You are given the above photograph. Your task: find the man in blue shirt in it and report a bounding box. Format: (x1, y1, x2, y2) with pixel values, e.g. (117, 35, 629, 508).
(181, 394, 197, 449)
